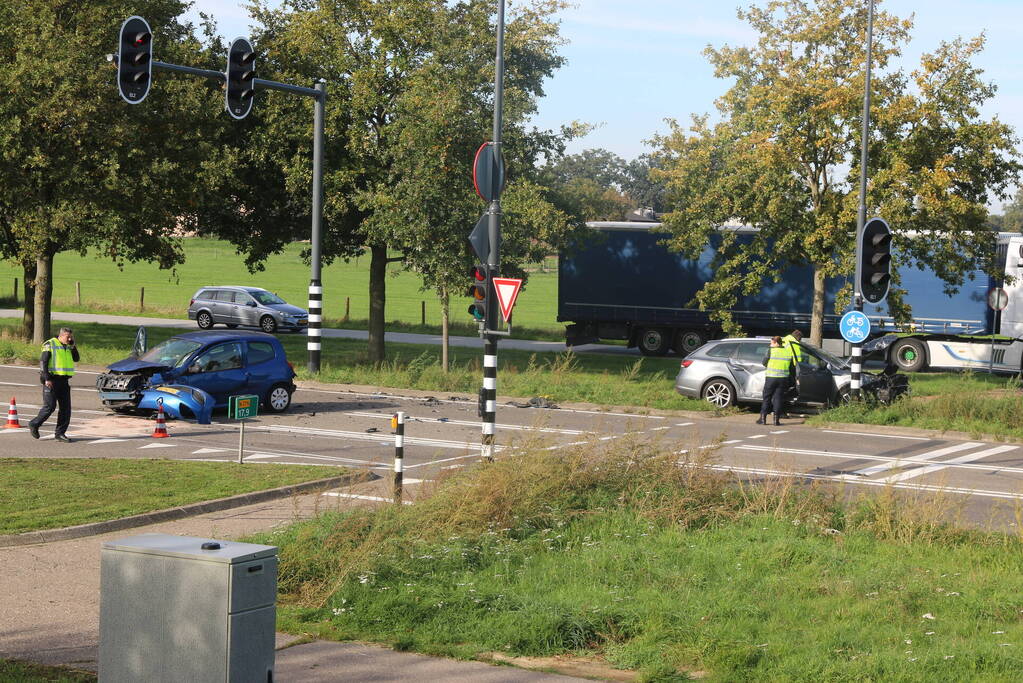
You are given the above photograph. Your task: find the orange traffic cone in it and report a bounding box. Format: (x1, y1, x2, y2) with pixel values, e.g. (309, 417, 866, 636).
(152, 405, 169, 438)
(4, 397, 23, 429)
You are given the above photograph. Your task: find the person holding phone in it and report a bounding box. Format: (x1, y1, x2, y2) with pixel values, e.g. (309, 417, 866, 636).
(29, 327, 80, 442)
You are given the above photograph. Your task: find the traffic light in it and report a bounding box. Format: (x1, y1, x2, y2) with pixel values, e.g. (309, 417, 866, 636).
(859, 217, 892, 304)
(226, 37, 256, 119)
(117, 16, 153, 104)
(468, 265, 488, 322)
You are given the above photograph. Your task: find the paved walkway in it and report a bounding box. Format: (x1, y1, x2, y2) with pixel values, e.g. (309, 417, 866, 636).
(0, 479, 594, 682)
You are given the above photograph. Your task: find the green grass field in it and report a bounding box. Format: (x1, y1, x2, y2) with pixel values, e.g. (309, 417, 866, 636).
(0, 240, 563, 337)
(0, 458, 349, 535)
(254, 438, 1023, 681)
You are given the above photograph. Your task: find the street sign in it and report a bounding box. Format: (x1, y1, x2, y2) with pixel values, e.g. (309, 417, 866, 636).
(469, 212, 499, 263)
(472, 142, 505, 201)
(228, 394, 259, 419)
(988, 287, 1009, 311)
(492, 277, 522, 322)
(839, 311, 871, 344)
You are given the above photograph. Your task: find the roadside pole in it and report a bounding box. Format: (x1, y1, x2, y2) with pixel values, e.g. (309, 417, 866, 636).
(392, 412, 405, 503)
(851, 0, 875, 401)
(481, 0, 506, 463)
(308, 80, 326, 373)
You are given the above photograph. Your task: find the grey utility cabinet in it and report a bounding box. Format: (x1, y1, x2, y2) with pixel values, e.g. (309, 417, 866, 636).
(99, 533, 278, 683)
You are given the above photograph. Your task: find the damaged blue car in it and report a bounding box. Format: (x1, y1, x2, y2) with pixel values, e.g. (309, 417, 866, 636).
(96, 330, 297, 423)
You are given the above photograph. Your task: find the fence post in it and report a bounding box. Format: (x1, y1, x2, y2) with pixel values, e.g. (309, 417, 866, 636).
(344, 296, 350, 322)
(392, 411, 404, 503)
(13, 278, 17, 304)
(76, 281, 81, 306)
(139, 286, 144, 312)
(421, 300, 425, 326)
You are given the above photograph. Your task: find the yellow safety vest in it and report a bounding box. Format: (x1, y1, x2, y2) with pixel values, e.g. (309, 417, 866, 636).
(782, 335, 803, 364)
(44, 338, 75, 377)
(765, 346, 793, 378)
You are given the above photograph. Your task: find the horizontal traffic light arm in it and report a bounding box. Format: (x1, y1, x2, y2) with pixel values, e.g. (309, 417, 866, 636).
(107, 56, 325, 101)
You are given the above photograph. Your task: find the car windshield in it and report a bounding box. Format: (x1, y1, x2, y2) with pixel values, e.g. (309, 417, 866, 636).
(250, 290, 285, 305)
(140, 338, 203, 367)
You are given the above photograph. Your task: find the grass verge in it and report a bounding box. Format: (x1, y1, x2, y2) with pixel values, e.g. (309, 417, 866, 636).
(0, 659, 94, 682)
(0, 458, 347, 535)
(0, 319, 708, 412)
(251, 435, 1023, 681)
(813, 372, 1023, 439)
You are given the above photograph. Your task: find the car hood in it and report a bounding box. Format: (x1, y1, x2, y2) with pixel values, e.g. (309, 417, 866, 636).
(106, 357, 172, 373)
(266, 303, 306, 316)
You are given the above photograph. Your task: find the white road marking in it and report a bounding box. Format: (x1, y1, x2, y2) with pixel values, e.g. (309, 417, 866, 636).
(848, 442, 983, 477)
(345, 411, 588, 435)
(747, 434, 767, 439)
(675, 422, 694, 427)
(883, 445, 1019, 484)
(706, 462, 1023, 502)
(138, 442, 177, 449)
(770, 430, 788, 434)
(403, 452, 496, 469)
(0, 364, 102, 376)
(259, 423, 479, 450)
(650, 426, 672, 431)
(722, 439, 742, 445)
(0, 381, 100, 395)
(89, 439, 128, 445)
(192, 448, 231, 454)
(821, 429, 929, 441)
(323, 492, 413, 505)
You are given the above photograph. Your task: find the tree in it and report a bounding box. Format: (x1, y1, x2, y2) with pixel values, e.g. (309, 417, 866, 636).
(653, 0, 1020, 346)
(214, 0, 575, 364)
(0, 1, 231, 342)
(1003, 190, 1023, 233)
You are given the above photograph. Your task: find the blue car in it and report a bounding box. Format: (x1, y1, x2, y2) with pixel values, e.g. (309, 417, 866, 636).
(96, 331, 297, 422)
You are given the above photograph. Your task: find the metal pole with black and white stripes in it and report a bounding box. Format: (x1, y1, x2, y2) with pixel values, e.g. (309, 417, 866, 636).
(392, 411, 405, 503)
(307, 80, 326, 373)
(851, 0, 875, 400)
(481, 0, 505, 463)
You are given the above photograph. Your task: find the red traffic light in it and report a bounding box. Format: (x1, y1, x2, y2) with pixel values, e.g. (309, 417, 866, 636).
(132, 31, 151, 47)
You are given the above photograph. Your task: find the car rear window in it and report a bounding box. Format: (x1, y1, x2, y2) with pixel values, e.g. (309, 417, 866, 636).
(195, 289, 215, 301)
(706, 342, 739, 358)
(248, 342, 275, 365)
(736, 342, 770, 363)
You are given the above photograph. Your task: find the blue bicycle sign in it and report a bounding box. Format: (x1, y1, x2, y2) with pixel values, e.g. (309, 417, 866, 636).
(839, 311, 871, 344)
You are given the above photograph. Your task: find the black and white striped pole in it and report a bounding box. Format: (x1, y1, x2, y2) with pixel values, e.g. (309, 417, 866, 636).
(307, 80, 326, 373)
(392, 411, 404, 503)
(851, 0, 875, 400)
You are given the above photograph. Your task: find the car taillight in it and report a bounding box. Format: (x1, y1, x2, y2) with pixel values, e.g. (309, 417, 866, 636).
(287, 361, 294, 371)
(680, 360, 693, 368)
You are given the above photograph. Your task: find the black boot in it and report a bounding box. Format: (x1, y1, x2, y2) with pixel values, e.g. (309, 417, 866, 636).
(774, 418, 782, 426)
(755, 416, 765, 425)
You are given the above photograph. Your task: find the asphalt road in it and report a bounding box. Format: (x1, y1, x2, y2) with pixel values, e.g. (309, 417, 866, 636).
(3, 363, 1023, 526)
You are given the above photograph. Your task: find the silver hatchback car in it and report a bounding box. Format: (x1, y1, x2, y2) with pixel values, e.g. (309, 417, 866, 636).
(674, 337, 851, 408)
(187, 286, 308, 334)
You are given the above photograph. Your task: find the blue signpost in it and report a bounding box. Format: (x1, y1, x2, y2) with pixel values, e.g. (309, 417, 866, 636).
(839, 311, 871, 344)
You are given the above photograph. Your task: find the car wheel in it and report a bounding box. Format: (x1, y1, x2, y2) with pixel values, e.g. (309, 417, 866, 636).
(638, 328, 671, 356)
(891, 338, 927, 372)
(674, 329, 707, 356)
(264, 383, 292, 413)
(260, 315, 278, 334)
(196, 311, 214, 330)
(701, 378, 736, 408)
(226, 324, 238, 329)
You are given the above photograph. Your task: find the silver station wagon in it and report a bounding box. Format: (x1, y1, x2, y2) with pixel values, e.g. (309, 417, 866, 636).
(674, 337, 851, 408)
(187, 286, 308, 334)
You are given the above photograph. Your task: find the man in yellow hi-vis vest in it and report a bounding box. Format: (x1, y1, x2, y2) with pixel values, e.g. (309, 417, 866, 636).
(758, 336, 793, 426)
(779, 330, 804, 417)
(29, 327, 80, 443)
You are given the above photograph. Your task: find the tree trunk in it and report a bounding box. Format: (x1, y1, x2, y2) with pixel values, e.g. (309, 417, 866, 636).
(810, 266, 826, 348)
(367, 244, 387, 364)
(440, 287, 449, 373)
(33, 251, 54, 344)
(21, 261, 36, 341)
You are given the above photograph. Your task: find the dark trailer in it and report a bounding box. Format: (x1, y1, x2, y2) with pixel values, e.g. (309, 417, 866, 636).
(558, 221, 843, 355)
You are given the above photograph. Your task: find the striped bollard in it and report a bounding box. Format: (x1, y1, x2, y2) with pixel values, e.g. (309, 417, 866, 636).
(850, 343, 862, 399)
(481, 337, 496, 462)
(308, 279, 322, 373)
(392, 411, 405, 503)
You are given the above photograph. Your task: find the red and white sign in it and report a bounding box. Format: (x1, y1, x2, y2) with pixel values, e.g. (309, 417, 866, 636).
(492, 277, 523, 322)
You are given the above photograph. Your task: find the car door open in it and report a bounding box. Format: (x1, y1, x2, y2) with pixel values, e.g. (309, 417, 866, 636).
(794, 349, 834, 404)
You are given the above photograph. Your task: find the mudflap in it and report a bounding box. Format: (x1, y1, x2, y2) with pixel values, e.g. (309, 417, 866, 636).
(138, 385, 215, 425)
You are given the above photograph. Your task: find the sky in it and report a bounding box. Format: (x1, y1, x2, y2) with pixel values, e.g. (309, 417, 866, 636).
(183, 0, 1023, 206)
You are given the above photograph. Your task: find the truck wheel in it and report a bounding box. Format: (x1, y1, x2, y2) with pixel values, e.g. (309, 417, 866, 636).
(701, 378, 736, 408)
(638, 328, 671, 356)
(891, 338, 927, 372)
(674, 330, 706, 356)
(196, 311, 214, 330)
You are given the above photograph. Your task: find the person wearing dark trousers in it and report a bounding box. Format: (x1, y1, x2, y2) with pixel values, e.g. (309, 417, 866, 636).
(779, 329, 804, 417)
(758, 335, 793, 426)
(29, 327, 80, 443)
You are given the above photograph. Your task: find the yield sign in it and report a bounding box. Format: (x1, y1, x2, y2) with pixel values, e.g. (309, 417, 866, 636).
(492, 277, 522, 322)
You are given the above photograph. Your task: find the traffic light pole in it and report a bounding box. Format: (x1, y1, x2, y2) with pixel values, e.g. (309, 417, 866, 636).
(481, 0, 506, 463)
(114, 43, 329, 373)
(851, 0, 875, 401)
